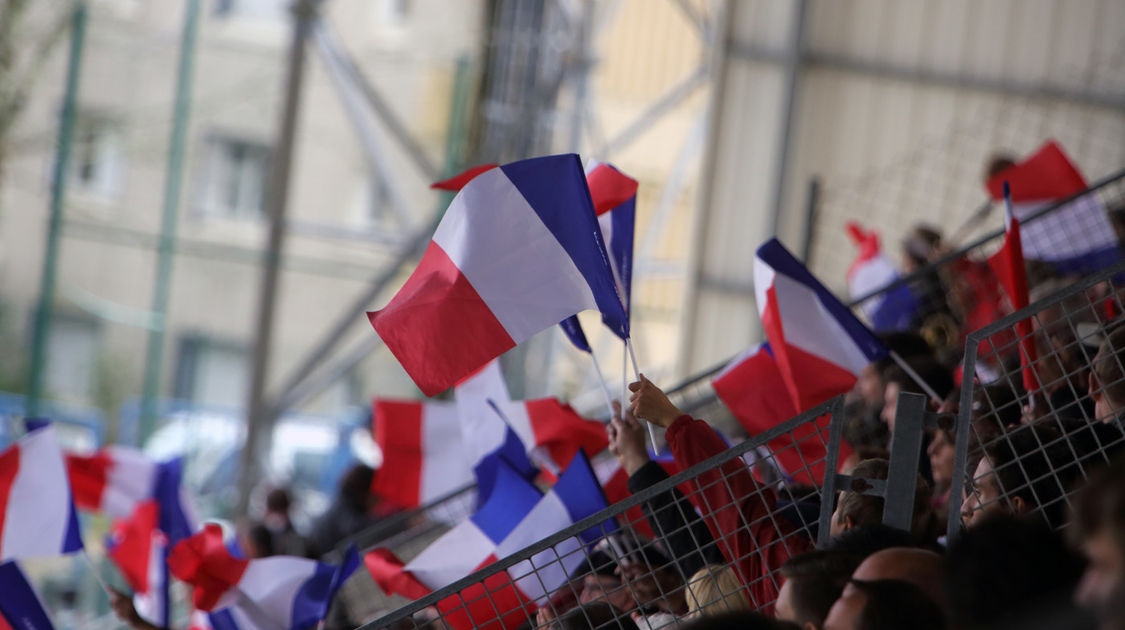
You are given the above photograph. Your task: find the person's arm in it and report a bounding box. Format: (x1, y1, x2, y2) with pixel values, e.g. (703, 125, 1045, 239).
(630, 375, 809, 610)
(609, 403, 723, 578)
(109, 589, 164, 630)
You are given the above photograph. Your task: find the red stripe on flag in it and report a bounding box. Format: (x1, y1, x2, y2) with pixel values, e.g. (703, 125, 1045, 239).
(168, 524, 249, 611)
(437, 555, 534, 630)
(986, 140, 1087, 202)
(986, 216, 1040, 393)
(66, 451, 112, 513)
(109, 500, 160, 593)
(370, 241, 517, 397)
(0, 445, 18, 554)
(364, 549, 432, 601)
(586, 164, 639, 216)
(432, 165, 499, 191)
(371, 400, 424, 508)
(525, 399, 608, 470)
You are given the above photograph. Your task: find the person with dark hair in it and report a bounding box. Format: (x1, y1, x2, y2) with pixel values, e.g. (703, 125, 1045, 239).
(774, 550, 863, 630)
(830, 459, 936, 545)
(1070, 456, 1125, 629)
(628, 375, 812, 612)
(552, 602, 639, 630)
(946, 514, 1091, 629)
(961, 422, 1082, 529)
(684, 610, 799, 630)
(850, 548, 945, 611)
(264, 486, 306, 557)
(307, 464, 381, 557)
(823, 579, 945, 630)
(819, 524, 915, 557)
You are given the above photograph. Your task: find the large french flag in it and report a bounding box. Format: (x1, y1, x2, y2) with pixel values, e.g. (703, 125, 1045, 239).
(169, 524, 359, 630)
(67, 446, 159, 519)
(0, 561, 56, 629)
(366, 451, 613, 630)
(370, 399, 473, 510)
(369, 154, 629, 396)
(560, 163, 639, 351)
(712, 343, 847, 485)
(107, 500, 170, 628)
(986, 140, 1120, 275)
(845, 222, 917, 332)
(0, 425, 83, 561)
(755, 239, 887, 413)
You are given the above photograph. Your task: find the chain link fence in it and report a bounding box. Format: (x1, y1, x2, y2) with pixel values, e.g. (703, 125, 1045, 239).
(948, 259, 1125, 540)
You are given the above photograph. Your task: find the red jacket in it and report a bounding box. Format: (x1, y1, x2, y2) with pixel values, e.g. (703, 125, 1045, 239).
(666, 415, 812, 611)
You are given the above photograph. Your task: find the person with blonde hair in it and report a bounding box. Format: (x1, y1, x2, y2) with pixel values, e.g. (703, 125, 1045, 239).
(685, 565, 751, 619)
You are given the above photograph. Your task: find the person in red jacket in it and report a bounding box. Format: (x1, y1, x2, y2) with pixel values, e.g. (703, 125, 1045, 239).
(628, 374, 813, 612)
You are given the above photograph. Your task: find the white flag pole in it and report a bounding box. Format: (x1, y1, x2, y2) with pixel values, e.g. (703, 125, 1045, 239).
(587, 350, 617, 421)
(624, 337, 660, 448)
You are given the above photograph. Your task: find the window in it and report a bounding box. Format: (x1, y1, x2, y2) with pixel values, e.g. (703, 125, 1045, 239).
(44, 316, 100, 403)
(197, 135, 271, 219)
(174, 336, 248, 409)
(67, 115, 123, 199)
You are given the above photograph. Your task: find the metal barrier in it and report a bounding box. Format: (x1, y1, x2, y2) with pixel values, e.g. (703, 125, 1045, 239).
(947, 259, 1125, 540)
(348, 392, 932, 630)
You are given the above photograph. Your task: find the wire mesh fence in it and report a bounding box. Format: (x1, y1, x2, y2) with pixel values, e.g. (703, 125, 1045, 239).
(947, 258, 1125, 540)
(346, 393, 931, 630)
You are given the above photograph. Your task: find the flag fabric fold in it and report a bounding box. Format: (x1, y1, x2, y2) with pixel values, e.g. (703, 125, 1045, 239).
(845, 222, 917, 332)
(986, 140, 1119, 275)
(0, 424, 83, 561)
(0, 560, 56, 629)
(369, 154, 628, 396)
(755, 239, 887, 413)
(169, 524, 359, 630)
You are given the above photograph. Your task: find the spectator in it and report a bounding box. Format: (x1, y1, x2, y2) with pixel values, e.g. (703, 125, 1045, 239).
(926, 426, 955, 522)
(629, 375, 813, 612)
(552, 602, 639, 630)
(263, 486, 307, 557)
(880, 360, 954, 434)
(684, 565, 751, 619)
(823, 579, 945, 630)
(849, 548, 946, 611)
(1071, 456, 1125, 629)
(307, 464, 381, 557)
(684, 610, 799, 630)
(774, 550, 862, 630)
(1090, 324, 1125, 424)
(946, 515, 1090, 629)
(607, 401, 725, 580)
(820, 524, 915, 557)
(830, 459, 937, 545)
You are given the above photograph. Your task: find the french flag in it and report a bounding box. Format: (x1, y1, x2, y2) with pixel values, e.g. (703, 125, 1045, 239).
(169, 524, 359, 630)
(370, 399, 473, 510)
(107, 500, 170, 628)
(755, 239, 887, 413)
(560, 163, 639, 351)
(369, 154, 629, 396)
(845, 222, 917, 332)
(483, 398, 609, 478)
(366, 451, 614, 630)
(67, 445, 159, 519)
(712, 343, 847, 485)
(0, 561, 56, 629)
(986, 140, 1120, 275)
(0, 424, 83, 561)
(987, 183, 1040, 395)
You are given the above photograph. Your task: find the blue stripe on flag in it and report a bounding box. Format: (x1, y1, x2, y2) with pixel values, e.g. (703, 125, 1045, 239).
(551, 450, 616, 544)
(499, 155, 630, 338)
(290, 547, 358, 630)
(1050, 245, 1123, 276)
(607, 196, 635, 314)
(471, 458, 543, 545)
(0, 561, 56, 629)
(757, 239, 887, 362)
(474, 425, 538, 504)
(559, 315, 592, 353)
(208, 610, 240, 630)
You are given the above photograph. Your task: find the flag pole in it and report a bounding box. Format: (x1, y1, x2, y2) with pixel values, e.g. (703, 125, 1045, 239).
(624, 338, 659, 448)
(587, 351, 617, 421)
(888, 350, 942, 406)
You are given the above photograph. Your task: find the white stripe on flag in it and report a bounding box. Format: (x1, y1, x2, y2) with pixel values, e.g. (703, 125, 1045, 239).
(420, 403, 472, 503)
(237, 556, 318, 626)
(105, 447, 158, 518)
(1014, 196, 1117, 262)
(2, 428, 72, 559)
(433, 169, 600, 343)
(406, 521, 495, 589)
(497, 493, 582, 602)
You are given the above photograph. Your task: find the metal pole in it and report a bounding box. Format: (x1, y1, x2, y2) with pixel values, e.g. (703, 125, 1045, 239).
(799, 176, 820, 264)
(764, 0, 808, 238)
(236, 0, 317, 517)
(883, 392, 927, 533)
(26, 3, 87, 418)
(138, 0, 201, 445)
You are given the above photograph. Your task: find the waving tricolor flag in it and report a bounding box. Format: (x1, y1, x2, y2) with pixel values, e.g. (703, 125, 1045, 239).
(560, 163, 639, 352)
(370, 399, 473, 510)
(987, 182, 1040, 396)
(169, 524, 359, 630)
(845, 222, 917, 332)
(366, 451, 613, 630)
(107, 500, 170, 628)
(0, 561, 56, 629)
(369, 154, 629, 396)
(454, 362, 537, 502)
(986, 140, 1120, 275)
(0, 424, 83, 561)
(755, 239, 887, 413)
(67, 446, 159, 519)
